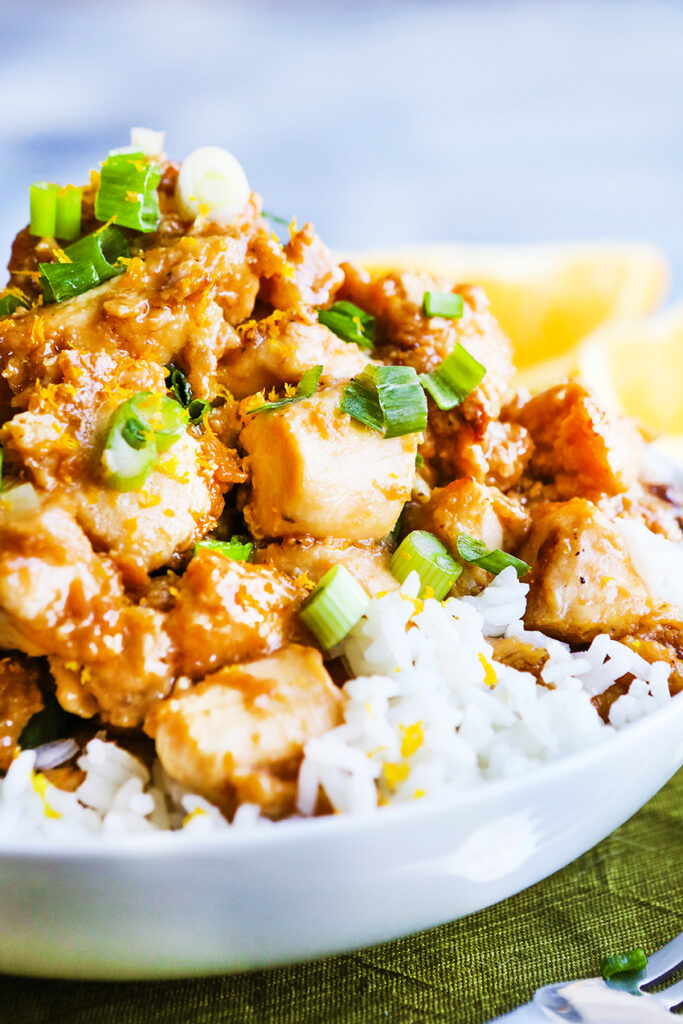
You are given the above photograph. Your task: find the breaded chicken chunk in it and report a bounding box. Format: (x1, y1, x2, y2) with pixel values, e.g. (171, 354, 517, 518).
(241, 384, 417, 540)
(147, 645, 343, 818)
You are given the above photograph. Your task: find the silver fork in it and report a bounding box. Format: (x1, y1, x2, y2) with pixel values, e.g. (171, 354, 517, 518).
(489, 931, 683, 1022)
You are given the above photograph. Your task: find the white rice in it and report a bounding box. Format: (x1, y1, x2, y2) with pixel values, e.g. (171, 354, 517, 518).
(0, 536, 677, 840)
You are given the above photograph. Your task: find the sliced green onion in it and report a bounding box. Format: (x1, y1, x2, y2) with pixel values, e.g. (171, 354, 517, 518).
(248, 365, 322, 414)
(188, 399, 210, 424)
(299, 565, 370, 650)
(65, 225, 129, 282)
(165, 364, 193, 407)
(30, 183, 60, 237)
(95, 150, 161, 232)
(455, 533, 531, 578)
(389, 530, 461, 600)
(194, 536, 254, 562)
(55, 186, 82, 240)
(0, 291, 30, 317)
(415, 452, 424, 467)
(422, 291, 464, 319)
(39, 261, 100, 303)
(420, 344, 486, 410)
(39, 226, 130, 304)
(262, 210, 291, 227)
(121, 415, 151, 450)
(318, 301, 376, 349)
(341, 365, 427, 438)
(601, 949, 647, 981)
(19, 691, 82, 750)
(101, 393, 188, 491)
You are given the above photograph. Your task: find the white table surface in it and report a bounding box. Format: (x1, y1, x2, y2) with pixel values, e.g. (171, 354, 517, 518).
(1, 0, 682, 296)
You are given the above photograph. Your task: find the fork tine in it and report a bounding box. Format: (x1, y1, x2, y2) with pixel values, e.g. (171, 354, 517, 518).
(650, 975, 683, 1012)
(642, 933, 683, 985)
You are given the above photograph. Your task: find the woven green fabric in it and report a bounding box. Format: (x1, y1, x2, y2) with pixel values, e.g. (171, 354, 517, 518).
(4, 769, 682, 1024)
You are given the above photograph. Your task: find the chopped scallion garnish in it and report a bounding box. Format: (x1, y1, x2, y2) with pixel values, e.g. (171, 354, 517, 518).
(420, 344, 486, 410)
(65, 225, 129, 283)
(0, 291, 30, 318)
(194, 536, 254, 562)
(39, 225, 130, 304)
(54, 186, 82, 240)
(101, 392, 188, 491)
(455, 533, 530, 578)
(422, 291, 464, 319)
(262, 210, 291, 227)
(389, 530, 461, 600)
(29, 183, 60, 237)
(318, 301, 376, 349)
(39, 261, 100, 304)
(247, 365, 322, 414)
(30, 182, 83, 239)
(600, 949, 647, 981)
(299, 565, 370, 650)
(165, 364, 193, 408)
(188, 399, 210, 424)
(95, 150, 161, 232)
(341, 365, 427, 438)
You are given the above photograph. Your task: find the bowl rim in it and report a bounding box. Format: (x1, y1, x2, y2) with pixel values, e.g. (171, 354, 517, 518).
(2, 689, 681, 860)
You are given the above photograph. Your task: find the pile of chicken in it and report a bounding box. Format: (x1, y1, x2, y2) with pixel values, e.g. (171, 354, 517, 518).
(0, 162, 681, 821)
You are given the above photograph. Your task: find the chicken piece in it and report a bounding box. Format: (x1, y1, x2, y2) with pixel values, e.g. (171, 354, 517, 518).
(406, 476, 529, 592)
(489, 636, 549, 683)
(515, 382, 643, 499)
(147, 644, 343, 817)
(520, 498, 652, 643)
(258, 222, 343, 310)
(256, 538, 398, 596)
(424, 419, 533, 491)
(0, 655, 45, 771)
(218, 307, 369, 399)
(619, 606, 683, 697)
(603, 485, 683, 544)
(0, 500, 173, 726)
(165, 549, 304, 678)
(50, 605, 173, 727)
(0, 233, 258, 401)
(340, 264, 514, 432)
(2, 372, 241, 580)
(241, 384, 417, 541)
(0, 500, 125, 661)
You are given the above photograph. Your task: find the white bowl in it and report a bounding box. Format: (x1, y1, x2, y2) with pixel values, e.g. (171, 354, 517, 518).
(1, 693, 681, 980)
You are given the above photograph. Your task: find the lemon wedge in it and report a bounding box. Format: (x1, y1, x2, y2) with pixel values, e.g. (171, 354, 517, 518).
(349, 242, 669, 389)
(578, 302, 683, 462)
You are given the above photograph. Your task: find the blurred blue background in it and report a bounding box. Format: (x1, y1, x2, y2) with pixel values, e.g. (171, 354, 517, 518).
(2, 0, 682, 294)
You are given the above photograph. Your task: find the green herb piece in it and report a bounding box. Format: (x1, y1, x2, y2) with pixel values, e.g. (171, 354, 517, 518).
(420, 344, 486, 410)
(39, 260, 100, 303)
(0, 291, 30, 317)
(19, 692, 82, 750)
(341, 365, 427, 438)
(194, 536, 254, 562)
(30, 183, 60, 237)
(422, 291, 464, 319)
(102, 392, 188, 491)
(389, 530, 461, 600)
(54, 185, 82, 240)
(188, 399, 210, 424)
(299, 565, 370, 650)
(456, 533, 531, 578)
(248, 365, 322, 414)
(95, 150, 161, 232)
(601, 949, 648, 981)
(39, 225, 130, 304)
(165, 364, 193, 407)
(415, 452, 424, 467)
(262, 210, 291, 227)
(318, 301, 376, 349)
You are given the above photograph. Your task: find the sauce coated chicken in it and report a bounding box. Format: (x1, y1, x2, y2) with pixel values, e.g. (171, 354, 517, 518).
(0, 142, 680, 819)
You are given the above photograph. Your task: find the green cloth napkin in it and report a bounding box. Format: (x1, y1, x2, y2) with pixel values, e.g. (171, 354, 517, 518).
(5, 768, 682, 1024)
